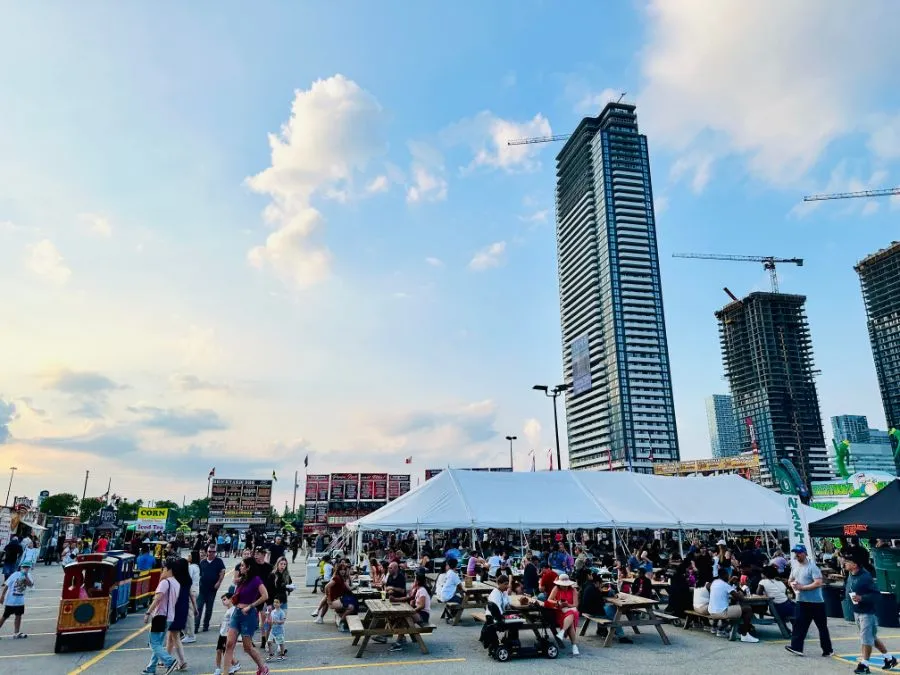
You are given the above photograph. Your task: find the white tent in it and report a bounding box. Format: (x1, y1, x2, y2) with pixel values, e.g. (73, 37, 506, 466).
(346, 468, 824, 532)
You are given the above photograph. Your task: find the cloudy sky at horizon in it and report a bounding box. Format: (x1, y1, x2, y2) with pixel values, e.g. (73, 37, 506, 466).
(2, 1, 900, 508)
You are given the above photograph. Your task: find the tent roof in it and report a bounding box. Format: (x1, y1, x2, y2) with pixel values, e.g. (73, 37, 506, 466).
(347, 468, 820, 532)
(809, 479, 900, 539)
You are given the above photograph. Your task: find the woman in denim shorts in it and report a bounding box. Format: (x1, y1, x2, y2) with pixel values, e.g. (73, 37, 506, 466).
(223, 559, 270, 675)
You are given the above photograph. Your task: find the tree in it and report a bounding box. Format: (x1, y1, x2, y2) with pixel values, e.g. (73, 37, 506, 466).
(40, 493, 79, 517)
(116, 498, 144, 522)
(184, 498, 209, 520)
(79, 497, 104, 522)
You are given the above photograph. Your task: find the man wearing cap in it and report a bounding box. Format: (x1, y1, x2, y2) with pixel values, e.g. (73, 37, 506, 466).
(845, 554, 896, 673)
(785, 544, 833, 657)
(0, 558, 34, 638)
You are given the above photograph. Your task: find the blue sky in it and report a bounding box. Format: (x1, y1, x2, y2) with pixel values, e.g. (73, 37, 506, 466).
(1, 1, 899, 508)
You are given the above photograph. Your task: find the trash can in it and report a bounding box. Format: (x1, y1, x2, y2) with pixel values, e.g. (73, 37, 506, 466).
(306, 556, 320, 588)
(824, 584, 845, 618)
(876, 592, 900, 628)
(874, 548, 900, 602)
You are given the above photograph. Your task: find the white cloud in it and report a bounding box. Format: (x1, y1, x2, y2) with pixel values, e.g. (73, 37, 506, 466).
(576, 87, 622, 115)
(425, 257, 444, 267)
(444, 111, 553, 173)
(365, 175, 390, 194)
(523, 418, 541, 448)
(27, 239, 71, 284)
(518, 209, 549, 224)
(868, 113, 900, 160)
(638, 1, 900, 185)
(654, 195, 669, 215)
(501, 71, 517, 88)
(405, 141, 447, 204)
(790, 161, 888, 219)
(246, 75, 387, 289)
(78, 213, 112, 237)
(469, 241, 506, 271)
(669, 153, 714, 193)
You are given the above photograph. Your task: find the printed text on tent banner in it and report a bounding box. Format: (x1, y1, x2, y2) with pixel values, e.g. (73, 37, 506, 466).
(784, 495, 813, 557)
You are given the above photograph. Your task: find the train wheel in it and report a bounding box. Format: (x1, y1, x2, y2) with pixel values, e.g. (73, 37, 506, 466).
(495, 646, 511, 662)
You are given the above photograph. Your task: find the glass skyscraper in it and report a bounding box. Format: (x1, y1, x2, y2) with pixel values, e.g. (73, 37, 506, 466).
(706, 394, 741, 458)
(830, 415, 871, 444)
(555, 102, 679, 472)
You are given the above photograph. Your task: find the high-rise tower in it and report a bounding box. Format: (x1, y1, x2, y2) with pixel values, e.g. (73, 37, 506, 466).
(556, 102, 679, 472)
(715, 292, 830, 488)
(706, 394, 742, 458)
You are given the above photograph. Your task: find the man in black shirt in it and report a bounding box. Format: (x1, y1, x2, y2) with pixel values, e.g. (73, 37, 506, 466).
(195, 545, 226, 632)
(267, 535, 286, 564)
(579, 573, 632, 644)
(254, 547, 274, 585)
(384, 562, 407, 600)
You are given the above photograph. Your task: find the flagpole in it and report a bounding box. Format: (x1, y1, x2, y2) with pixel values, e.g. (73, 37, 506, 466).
(292, 470, 298, 514)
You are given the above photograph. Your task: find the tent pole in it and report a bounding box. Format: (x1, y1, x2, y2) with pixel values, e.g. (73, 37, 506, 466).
(612, 528, 618, 560)
(677, 528, 684, 558)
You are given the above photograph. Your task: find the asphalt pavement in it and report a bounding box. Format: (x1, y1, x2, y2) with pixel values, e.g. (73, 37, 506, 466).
(0, 556, 893, 674)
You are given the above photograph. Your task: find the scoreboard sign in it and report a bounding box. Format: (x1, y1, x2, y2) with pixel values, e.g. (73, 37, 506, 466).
(329, 473, 359, 501)
(387, 474, 411, 500)
(209, 479, 273, 525)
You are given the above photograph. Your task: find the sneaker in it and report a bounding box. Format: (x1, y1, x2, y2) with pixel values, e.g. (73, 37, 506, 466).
(716, 630, 729, 638)
(141, 670, 155, 675)
(311, 610, 319, 617)
(823, 650, 835, 657)
(618, 637, 633, 644)
(265, 654, 274, 662)
(785, 646, 804, 657)
(182, 636, 196, 644)
(572, 644, 580, 656)
(277, 656, 284, 661)
(214, 670, 222, 675)
(855, 665, 871, 674)
(228, 664, 241, 674)
(556, 628, 565, 640)
(164, 663, 179, 675)
(338, 623, 349, 633)
(314, 616, 324, 624)
(202, 626, 210, 632)
(884, 656, 898, 670)
(740, 633, 759, 643)
(709, 626, 718, 634)
(390, 641, 405, 652)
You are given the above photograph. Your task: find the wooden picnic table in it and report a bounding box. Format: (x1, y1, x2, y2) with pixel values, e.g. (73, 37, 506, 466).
(740, 594, 791, 639)
(599, 592, 671, 648)
(444, 580, 493, 625)
(348, 599, 434, 658)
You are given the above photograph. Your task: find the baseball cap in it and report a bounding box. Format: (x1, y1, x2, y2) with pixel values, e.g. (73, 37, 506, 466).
(791, 544, 807, 555)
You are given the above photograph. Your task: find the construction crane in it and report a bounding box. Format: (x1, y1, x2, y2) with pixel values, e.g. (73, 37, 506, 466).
(672, 253, 803, 293)
(507, 92, 627, 146)
(802, 186, 900, 202)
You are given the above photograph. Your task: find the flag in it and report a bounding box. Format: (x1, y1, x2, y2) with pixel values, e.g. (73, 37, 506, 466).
(404, 456, 412, 464)
(272, 470, 278, 481)
(303, 454, 309, 468)
(547, 448, 553, 471)
(208, 467, 215, 479)
(529, 450, 536, 472)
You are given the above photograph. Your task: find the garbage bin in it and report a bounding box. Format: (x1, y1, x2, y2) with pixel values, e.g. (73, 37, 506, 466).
(824, 584, 845, 618)
(306, 556, 320, 588)
(874, 548, 900, 602)
(876, 592, 900, 628)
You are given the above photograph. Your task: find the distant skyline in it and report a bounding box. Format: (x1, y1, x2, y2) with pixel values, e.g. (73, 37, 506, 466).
(1, 2, 900, 507)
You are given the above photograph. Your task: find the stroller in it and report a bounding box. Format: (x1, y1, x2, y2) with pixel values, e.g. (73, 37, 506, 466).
(479, 601, 559, 662)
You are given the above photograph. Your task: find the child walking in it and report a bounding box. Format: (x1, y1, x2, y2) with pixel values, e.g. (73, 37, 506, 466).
(0, 559, 34, 638)
(266, 599, 287, 662)
(214, 593, 241, 675)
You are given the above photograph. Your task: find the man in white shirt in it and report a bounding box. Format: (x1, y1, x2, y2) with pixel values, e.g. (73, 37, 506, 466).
(708, 569, 758, 643)
(487, 575, 512, 614)
(487, 551, 503, 579)
(439, 558, 462, 605)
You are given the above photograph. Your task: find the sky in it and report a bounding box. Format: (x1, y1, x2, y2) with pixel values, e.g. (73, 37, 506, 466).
(1, 1, 900, 510)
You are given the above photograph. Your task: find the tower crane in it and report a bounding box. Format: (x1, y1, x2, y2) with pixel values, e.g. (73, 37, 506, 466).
(672, 253, 803, 293)
(507, 92, 627, 146)
(802, 186, 900, 202)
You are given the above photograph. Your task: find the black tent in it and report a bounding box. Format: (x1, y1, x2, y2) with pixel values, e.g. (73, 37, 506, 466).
(809, 479, 900, 539)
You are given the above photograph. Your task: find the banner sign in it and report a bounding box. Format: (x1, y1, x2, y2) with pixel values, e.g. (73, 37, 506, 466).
(137, 507, 168, 532)
(388, 474, 411, 500)
(209, 479, 272, 525)
(785, 495, 813, 557)
(305, 475, 330, 502)
(329, 473, 359, 502)
(359, 473, 388, 500)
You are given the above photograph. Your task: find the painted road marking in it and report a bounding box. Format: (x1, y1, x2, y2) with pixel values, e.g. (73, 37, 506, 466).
(66, 623, 150, 675)
(236, 658, 466, 674)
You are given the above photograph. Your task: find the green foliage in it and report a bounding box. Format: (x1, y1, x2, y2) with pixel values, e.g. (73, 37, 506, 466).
(115, 498, 144, 521)
(184, 498, 209, 520)
(79, 497, 104, 522)
(40, 493, 79, 517)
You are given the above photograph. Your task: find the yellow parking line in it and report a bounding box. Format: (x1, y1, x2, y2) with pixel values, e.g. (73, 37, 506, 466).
(67, 623, 150, 674)
(775, 634, 900, 644)
(0, 652, 56, 659)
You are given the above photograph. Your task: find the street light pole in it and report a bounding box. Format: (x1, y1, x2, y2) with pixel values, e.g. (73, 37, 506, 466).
(505, 435, 517, 471)
(533, 384, 568, 471)
(5, 467, 17, 507)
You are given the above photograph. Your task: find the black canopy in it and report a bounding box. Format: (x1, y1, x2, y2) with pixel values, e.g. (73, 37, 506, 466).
(809, 479, 900, 539)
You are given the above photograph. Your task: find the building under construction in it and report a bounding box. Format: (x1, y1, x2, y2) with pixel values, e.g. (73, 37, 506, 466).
(715, 292, 831, 489)
(855, 241, 900, 474)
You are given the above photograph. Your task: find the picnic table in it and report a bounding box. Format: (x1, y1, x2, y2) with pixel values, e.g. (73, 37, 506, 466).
(347, 599, 434, 658)
(590, 592, 671, 648)
(740, 594, 791, 639)
(444, 580, 494, 625)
